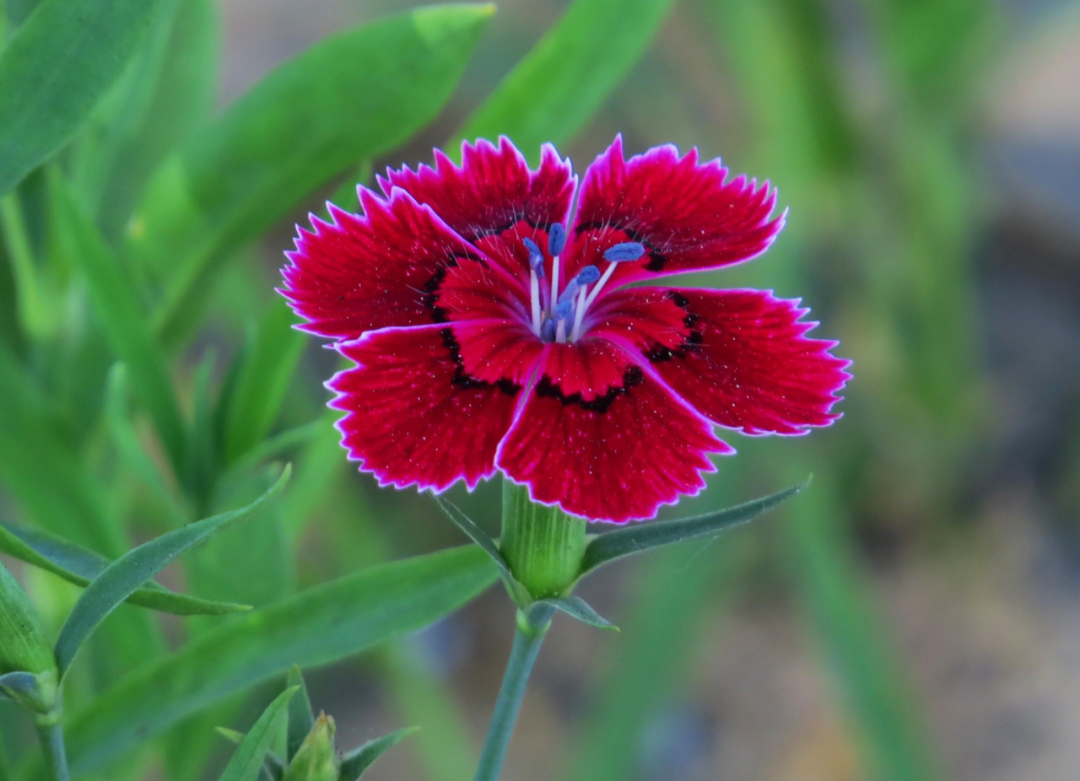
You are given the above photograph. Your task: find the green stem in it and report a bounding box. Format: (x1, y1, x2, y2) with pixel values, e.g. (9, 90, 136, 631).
(473, 606, 553, 781)
(35, 716, 70, 781)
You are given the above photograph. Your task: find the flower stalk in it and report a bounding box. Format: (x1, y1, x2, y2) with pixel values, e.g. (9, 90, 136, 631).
(473, 604, 554, 781)
(35, 714, 70, 781)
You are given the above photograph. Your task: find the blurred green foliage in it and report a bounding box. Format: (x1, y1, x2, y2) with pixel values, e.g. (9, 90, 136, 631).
(0, 0, 1031, 777)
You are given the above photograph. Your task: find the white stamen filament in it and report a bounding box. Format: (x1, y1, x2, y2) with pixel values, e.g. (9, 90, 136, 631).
(550, 255, 560, 313)
(580, 261, 618, 316)
(570, 285, 589, 342)
(555, 318, 567, 343)
(529, 270, 542, 334)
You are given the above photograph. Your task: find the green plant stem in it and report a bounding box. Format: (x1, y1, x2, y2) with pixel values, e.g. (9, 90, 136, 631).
(473, 606, 553, 781)
(35, 717, 70, 781)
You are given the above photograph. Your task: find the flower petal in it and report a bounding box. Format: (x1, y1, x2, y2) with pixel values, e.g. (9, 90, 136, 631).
(380, 137, 575, 287)
(329, 321, 544, 492)
(280, 188, 522, 341)
(563, 135, 783, 288)
(590, 288, 851, 435)
(497, 338, 731, 524)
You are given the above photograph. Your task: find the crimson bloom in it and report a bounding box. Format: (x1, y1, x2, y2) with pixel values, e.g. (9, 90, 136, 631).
(280, 137, 850, 523)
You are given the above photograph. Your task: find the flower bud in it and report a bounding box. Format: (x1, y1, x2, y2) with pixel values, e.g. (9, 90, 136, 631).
(283, 712, 340, 781)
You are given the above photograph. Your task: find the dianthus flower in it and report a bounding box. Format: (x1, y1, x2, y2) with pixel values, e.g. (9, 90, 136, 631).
(280, 137, 850, 523)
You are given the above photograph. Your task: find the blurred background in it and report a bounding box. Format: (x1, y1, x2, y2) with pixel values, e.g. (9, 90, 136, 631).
(3, 0, 1080, 779)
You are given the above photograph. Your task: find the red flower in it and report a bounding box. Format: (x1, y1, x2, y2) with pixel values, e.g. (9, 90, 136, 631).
(280, 137, 850, 523)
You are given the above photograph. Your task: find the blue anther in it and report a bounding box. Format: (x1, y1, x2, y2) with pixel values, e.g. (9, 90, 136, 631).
(603, 241, 646, 262)
(523, 237, 545, 277)
(575, 265, 600, 285)
(548, 223, 567, 256)
(541, 317, 557, 342)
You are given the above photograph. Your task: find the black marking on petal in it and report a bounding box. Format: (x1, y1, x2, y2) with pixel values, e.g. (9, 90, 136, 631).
(643, 292, 704, 365)
(440, 328, 520, 396)
(535, 365, 644, 414)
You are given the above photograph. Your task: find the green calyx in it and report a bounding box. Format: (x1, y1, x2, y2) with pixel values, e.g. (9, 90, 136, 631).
(283, 712, 339, 781)
(500, 481, 587, 600)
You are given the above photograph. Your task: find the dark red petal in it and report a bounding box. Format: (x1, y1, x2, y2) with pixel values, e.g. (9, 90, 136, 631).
(380, 137, 575, 285)
(329, 321, 544, 492)
(497, 338, 731, 524)
(563, 135, 784, 288)
(590, 288, 851, 436)
(280, 188, 521, 341)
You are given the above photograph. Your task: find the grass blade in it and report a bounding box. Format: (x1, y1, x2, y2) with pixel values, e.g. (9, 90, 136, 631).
(0, 521, 250, 617)
(64, 545, 497, 773)
(54, 466, 290, 678)
(134, 4, 494, 350)
(456, 0, 674, 157)
(285, 665, 315, 763)
(53, 174, 188, 475)
(217, 688, 295, 781)
(0, 0, 170, 196)
(223, 303, 305, 465)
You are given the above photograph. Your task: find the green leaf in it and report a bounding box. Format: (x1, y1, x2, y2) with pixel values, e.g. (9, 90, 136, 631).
(455, 0, 673, 157)
(0, 560, 54, 678)
(64, 545, 498, 773)
(0, 0, 170, 196)
(52, 174, 187, 475)
(105, 364, 188, 529)
(432, 493, 534, 607)
(216, 724, 288, 781)
(0, 521, 251, 616)
(531, 596, 617, 631)
(223, 304, 306, 465)
(217, 687, 296, 781)
(53, 465, 290, 678)
(83, 0, 221, 238)
(286, 665, 315, 763)
(579, 479, 808, 577)
(134, 3, 495, 350)
(338, 727, 418, 781)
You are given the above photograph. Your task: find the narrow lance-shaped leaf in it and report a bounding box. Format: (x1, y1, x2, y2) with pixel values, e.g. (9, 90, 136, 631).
(54, 466, 291, 678)
(0, 521, 250, 617)
(134, 4, 495, 350)
(83, 0, 221, 237)
(579, 479, 809, 577)
(105, 364, 188, 529)
(0, 0, 170, 196)
(338, 727, 419, 781)
(432, 494, 532, 607)
(531, 596, 618, 632)
(223, 304, 306, 465)
(64, 546, 498, 772)
(53, 173, 188, 475)
(217, 688, 296, 781)
(455, 0, 674, 158)
(286, 665, 315, 763)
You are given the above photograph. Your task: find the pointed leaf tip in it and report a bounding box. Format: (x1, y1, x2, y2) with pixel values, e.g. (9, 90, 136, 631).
(54, 464, 291, 678)
(338, 726, 419, 780)
(579, 481, 807, 577)
(286, 664, 316, 762)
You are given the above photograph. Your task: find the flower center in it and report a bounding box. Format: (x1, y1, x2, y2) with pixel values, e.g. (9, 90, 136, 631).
(526, 226, 645, 343)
